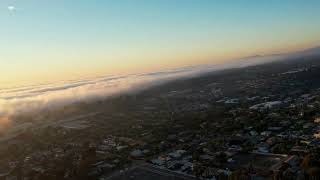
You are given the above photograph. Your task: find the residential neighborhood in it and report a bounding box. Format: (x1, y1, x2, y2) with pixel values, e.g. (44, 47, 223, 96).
(0, 58, 320, 180)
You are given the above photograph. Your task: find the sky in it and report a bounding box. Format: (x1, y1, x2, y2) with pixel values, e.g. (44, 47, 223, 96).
(0, 0, 320, 88)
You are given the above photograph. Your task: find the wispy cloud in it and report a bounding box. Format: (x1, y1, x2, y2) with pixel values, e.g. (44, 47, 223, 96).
(7, 5, 17, 11)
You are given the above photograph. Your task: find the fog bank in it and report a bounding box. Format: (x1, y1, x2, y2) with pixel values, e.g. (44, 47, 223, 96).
(0, 51, 314, 118)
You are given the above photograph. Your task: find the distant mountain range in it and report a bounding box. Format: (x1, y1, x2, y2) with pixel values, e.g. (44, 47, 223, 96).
(297, 46, 320, 55)
(237, 46, 320, 64)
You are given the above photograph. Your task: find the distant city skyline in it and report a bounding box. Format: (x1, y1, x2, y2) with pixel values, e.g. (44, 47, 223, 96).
(1, 0, 319, 87)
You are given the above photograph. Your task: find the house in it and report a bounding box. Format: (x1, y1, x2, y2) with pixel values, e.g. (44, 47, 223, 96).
(130, 149, 144, 159)
(290, 146, 309, 154)
(256, 143, 270, 153)
(261, 131, 272, 137)
(151, 159, 165, 166)
(268, 127, 283, 132)
(225, 152, 289, 177)
(250, 101, 282, 110)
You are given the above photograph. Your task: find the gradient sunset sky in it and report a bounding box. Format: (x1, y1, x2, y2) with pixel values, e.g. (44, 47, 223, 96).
(1, 0, 319, 87)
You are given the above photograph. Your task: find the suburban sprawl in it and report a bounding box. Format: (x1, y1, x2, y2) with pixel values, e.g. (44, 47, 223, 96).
(1, 57, 320, 180)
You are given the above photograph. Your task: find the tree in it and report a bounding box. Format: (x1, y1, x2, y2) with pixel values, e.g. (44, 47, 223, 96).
(301, 154, 311, 170)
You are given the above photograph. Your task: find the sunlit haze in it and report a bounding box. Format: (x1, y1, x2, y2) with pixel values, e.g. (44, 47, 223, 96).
(1, 0, 319, 87)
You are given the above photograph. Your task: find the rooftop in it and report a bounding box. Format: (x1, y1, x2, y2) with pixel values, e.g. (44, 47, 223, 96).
(104, 164, 199, 180)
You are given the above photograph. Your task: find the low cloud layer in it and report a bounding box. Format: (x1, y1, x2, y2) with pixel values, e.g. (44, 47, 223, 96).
(0, 52, 302, 118)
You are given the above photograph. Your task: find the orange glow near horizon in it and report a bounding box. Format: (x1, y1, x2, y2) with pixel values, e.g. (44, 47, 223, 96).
(1, 1, 320, 88)
(0, 41, 319, 89)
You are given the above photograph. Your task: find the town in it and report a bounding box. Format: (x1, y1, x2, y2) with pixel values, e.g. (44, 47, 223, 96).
(0, 57, 320, 180)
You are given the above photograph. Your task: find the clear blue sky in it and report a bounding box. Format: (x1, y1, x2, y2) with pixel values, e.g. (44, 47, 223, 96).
(0, 0, 319, 86)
